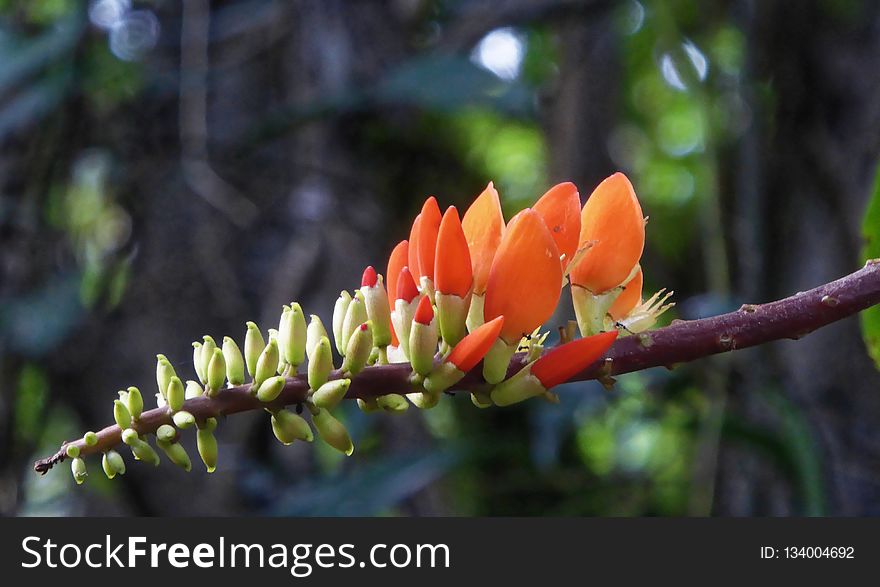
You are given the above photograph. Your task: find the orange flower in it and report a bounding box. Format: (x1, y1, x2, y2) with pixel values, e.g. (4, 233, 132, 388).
(410, 196, 442, 283)
(608, 266, 642, 321)
(434, 206, 473, 297)
(446, 316, 504, 373)
(462, 182, 504, 295)
(570, 172, 645, 294)
(533, 181, 581, 265)
(530, 331, 618, 389)
(386, 240, 409, 308)
(483, 209, 563, 344)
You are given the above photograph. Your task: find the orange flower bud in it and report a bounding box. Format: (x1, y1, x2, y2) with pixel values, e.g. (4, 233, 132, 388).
(413, 196, 442, 283)
(530, 331, 618, 389)
(570, 172, 645, 294)
(483, 209, 563, 344)
(413, 294, 434, 325)
(462, 182, 504, 295)
(533, 181, 581, 265)
(434, 206, 473, 297)
(396, 266, 420, 302)
(408, 215, 422, 279)
(446, 316, 504, 372)
(386, 240, 409, 347)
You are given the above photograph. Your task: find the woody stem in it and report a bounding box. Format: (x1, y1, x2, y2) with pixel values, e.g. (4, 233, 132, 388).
(34, 260, 880, 475)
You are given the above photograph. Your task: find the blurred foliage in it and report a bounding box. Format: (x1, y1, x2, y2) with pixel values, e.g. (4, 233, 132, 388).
(861, 166, 880, 369)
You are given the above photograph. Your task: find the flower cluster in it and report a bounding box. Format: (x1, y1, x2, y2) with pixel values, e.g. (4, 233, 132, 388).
(63, 172, 671, 485)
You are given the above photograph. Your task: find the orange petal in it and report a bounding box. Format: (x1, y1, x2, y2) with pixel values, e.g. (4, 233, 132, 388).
(417, 197, 442, 281)
(533, 182, 581, 264)
(434, 206, 473, 297)
(386, 241, 409, 347)
(396, 266, 420, 302)
(608, 267, 643, 321)
(408, 215, 422, 280)
(570, 172, 645, 293)
(414, 294, 434, 325)
(462, 182, 504, 295)
(483, 208, 563, 343)
(531, 331, 618, 389)
(446, 316, 504, 372)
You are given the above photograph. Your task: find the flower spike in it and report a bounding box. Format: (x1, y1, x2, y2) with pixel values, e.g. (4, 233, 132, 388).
(434, 206, 473, 347)
(491, 331, 618, 406)
(482, 208, 563, 383)
(533, 181, 581, 266)
(424, 316, 505, 394)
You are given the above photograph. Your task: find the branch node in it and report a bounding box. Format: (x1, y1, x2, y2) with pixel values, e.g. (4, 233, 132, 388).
(821, 294, 840, 307)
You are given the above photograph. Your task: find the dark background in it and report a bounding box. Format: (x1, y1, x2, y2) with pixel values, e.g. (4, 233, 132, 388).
(2, 0, 880, 516)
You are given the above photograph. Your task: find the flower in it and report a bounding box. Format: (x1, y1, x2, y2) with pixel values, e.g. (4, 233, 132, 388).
(533, 181, 581, 267)
(424, 316, 504, 393)
(570, 172, 645, 294)
(408, 196, 442, 294)
(385, 240, 409, 347)
(462, 182, 504, 296)
(484, 209, 562, 344)
(434, 206, 473, 346)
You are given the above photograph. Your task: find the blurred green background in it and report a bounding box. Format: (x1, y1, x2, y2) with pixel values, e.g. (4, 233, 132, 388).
(2, 0, 880, 516)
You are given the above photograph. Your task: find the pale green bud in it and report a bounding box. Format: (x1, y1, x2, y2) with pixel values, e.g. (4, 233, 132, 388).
(244, 322, 265, 378)
(253, 338, 279, 390)
(332, 290, 353, 355)
(362, 275, 392, 347)
(102, 449, 125, 479)
(311, 378, 350, 410)
(308, 336, 334, 390)
(156, 426, 192, 472)
(276, 305, 291, 362)
(391, 297, 420, 360)
(198, 337, 216, 381)
(423, 362, 465, 394)
(222, 336, 245, 386)
(341, 321, 372, 376)
(71, 457, 87, 485)
(66, 444, 80, 458)
(377, 393, 409, 412)
(121, 428, 160, 466)
(257, 375, 286, 402)
(206, 347, 226, 396)
(156, 424, 176, 443)
(113, 399, 132, 429)
(192, 342, 205, 384)
(407, 389, 441, 409)
(126, 386, 143, 420)
(340, 291, 367, 355)
(489, 368, 546, 407)
(306, 314, 328, 361)
(357, 398, 380, 412)
(409, 319, 438, 376)
(270, 409, 314, 445)
(465, 293, 485, 333)
(196, 426, 218, 473)
(313, 408, 354, 456)
(83, 431, 98, 446)
(172, 410, 196, 429)
(435, 291, 470, 348)
(166, 376, 185, 412)
(185, 380, 204, 399)
(470, 391, 493, 409)
(481, 338, 517, 385)
(156, 355, 177, 399)
(286, 303, 307, 367)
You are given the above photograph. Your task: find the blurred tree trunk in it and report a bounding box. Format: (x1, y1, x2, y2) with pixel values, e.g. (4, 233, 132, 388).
(719, 0, 880, 515)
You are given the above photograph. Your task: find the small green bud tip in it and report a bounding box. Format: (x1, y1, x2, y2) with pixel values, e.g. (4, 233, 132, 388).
(207, 347, 227, 395)
(105, 450, 125, 476)
(102, 453, 116, 479)
(156, 424, 177, 443)
(306, 315, 328, 360)
(71, 457, 87, 485)
(423, 362, 465, 394)
(481, 338, 517, 385)
(192, 341, 205, 384)
(312, 378, 351, 410)
(113, 399, 132, 429)
(308, 337, 334, 391)
(83, 431, 98, 446)
(185, 380, 204, 399)
(313, 409, 354, 456)
(66, 444, 80, 458)
(357, 398, 380, 412)
(200, 335, 217, 379)
(377, 393, 409, 412)
(157, 357, 177, 398)
(202, 417, 218, 432)
(283, 302, 307, 367)
(126, 386, 144, 420)
(166, 376, 185, 412)
(340, 295, 368, 355)
(172, 410, 196, 429)
(257, 375, 286, 403)
(341, 322, 373, 376)
(253, 338, 280, 390)
(157, 438, 192, 472)
(244, 321, 266, 378)
(122, 428, 139, 445)
(222, 336, 246, 386)
(407, 390, 441, 409)
(196, 429, 218, 473)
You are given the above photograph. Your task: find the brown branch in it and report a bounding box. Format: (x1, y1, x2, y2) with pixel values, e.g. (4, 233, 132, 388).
(34, 260, 880, 475)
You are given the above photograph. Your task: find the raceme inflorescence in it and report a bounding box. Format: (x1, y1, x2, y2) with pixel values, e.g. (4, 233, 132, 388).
(58, 172, 675, 485)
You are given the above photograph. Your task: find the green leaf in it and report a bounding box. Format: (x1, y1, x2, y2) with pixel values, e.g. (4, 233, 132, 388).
(861, 166, 880, 370)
